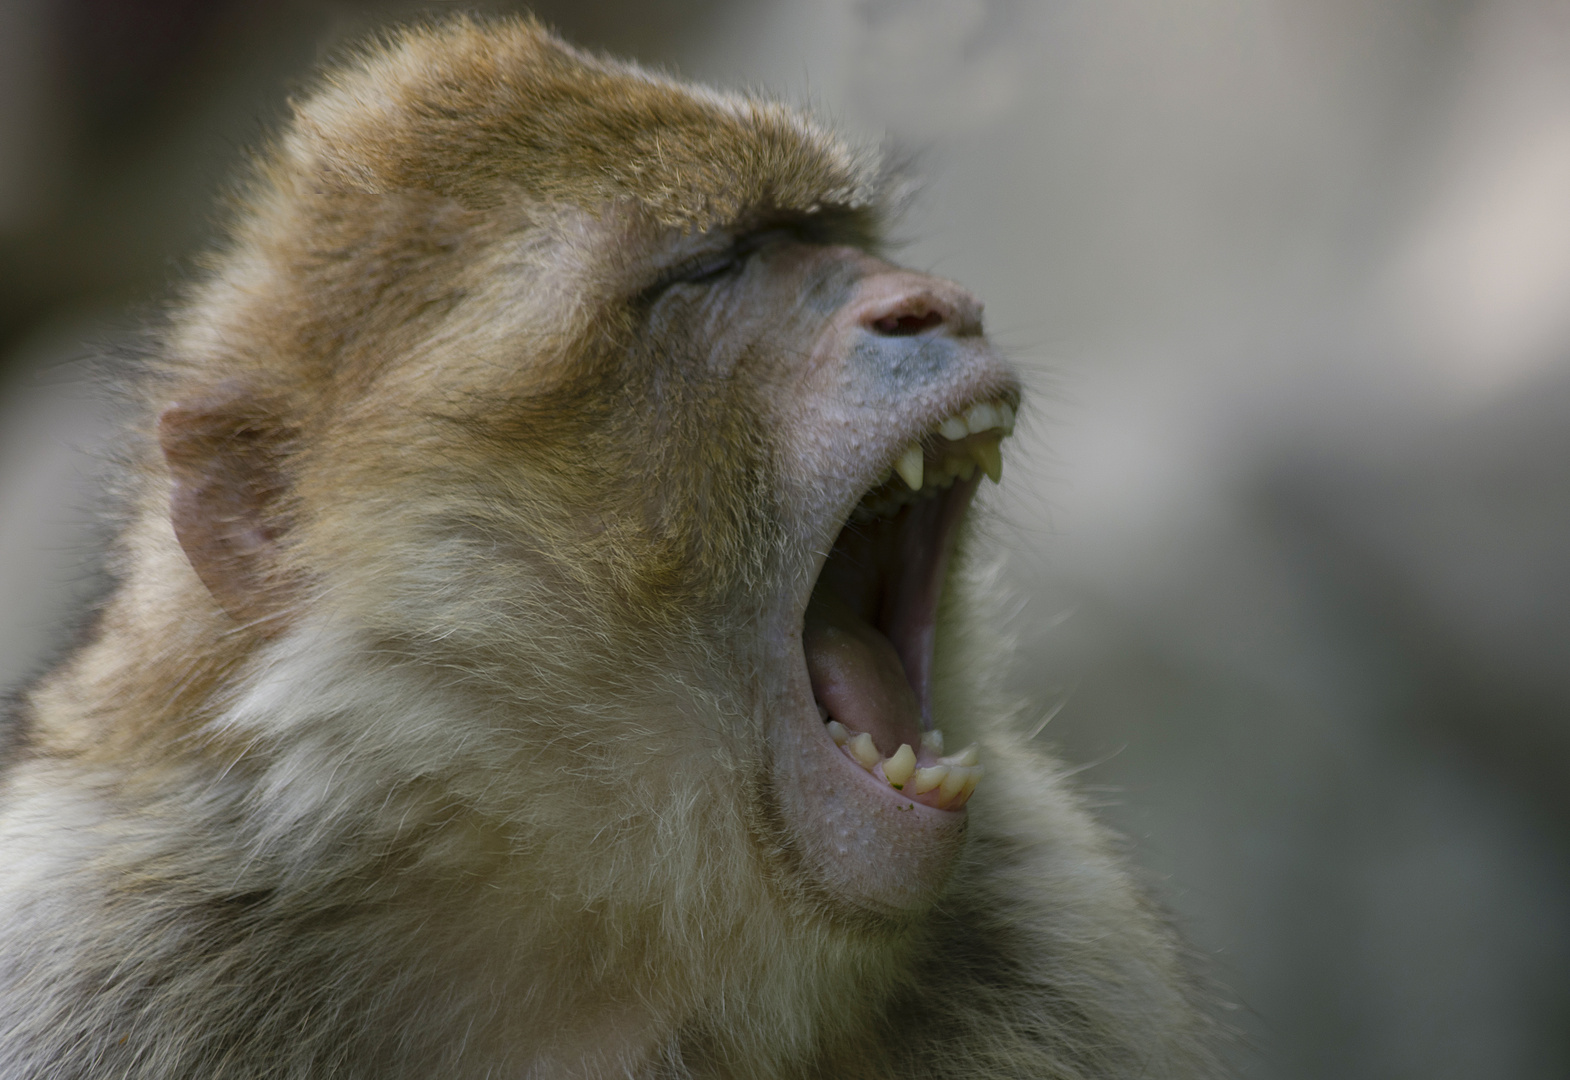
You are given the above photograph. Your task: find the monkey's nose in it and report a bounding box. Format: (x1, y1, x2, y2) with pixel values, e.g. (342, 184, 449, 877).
(855, 273, 984, 339)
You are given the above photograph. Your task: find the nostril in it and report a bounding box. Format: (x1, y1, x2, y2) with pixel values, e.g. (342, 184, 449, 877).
(872, 310, 944, 337)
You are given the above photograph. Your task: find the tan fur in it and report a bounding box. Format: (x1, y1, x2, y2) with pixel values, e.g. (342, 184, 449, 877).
(0, 17, 1223, 1079)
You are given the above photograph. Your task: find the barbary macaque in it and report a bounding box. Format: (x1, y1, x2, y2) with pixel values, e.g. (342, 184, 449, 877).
(0, 18, 1221, 1079)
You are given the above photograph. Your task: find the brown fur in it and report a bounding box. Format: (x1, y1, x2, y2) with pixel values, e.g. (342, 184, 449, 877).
(0, 17, 1224, 1079)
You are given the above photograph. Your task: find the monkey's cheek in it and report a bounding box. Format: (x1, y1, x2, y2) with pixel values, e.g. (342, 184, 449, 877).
(767, 672, 967, 914)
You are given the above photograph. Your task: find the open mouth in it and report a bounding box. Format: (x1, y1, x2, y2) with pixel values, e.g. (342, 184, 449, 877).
(802, 399, 1015, 812)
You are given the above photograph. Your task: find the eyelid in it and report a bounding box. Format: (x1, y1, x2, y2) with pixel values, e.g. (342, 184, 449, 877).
(640, 245, 739, 301)
(675, 248, 742, 282)
(642, 228, 799, 302)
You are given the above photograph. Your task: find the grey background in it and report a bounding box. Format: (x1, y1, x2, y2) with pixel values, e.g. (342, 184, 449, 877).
(3, 2, 1568, 1076)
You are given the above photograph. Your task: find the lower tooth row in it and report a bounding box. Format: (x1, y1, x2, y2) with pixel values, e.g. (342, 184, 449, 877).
(825, 720, 983, 808)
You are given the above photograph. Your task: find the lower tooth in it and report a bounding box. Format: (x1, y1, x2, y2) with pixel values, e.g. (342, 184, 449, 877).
(939, 744, 980, 768)
(883, 744, 916, 788)
(910, 766, 948, 794)
(847, 732, 880, 770)
(827, 721, 850, 746)
(938, 767, 968, 802)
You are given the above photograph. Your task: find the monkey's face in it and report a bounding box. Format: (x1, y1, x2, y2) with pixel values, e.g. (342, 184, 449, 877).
(599, 220, 1019, 914)
(162, 207, 1018, 919)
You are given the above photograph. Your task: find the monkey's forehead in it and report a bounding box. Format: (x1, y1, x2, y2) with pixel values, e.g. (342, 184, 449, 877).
(281, 15, 885, 230)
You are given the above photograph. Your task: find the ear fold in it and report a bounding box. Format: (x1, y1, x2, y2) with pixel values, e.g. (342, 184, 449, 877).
(157, 385, 297, 632)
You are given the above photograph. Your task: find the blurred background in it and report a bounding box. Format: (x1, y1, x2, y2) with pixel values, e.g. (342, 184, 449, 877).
(3, 0, 1568, 1075)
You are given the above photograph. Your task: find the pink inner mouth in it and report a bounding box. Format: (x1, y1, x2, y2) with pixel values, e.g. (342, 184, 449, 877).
(802, 474, 979, 759)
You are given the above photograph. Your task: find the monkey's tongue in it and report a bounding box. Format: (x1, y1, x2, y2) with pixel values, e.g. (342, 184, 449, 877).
(802, 479, 977, 757)
(803, 592, 923, 756)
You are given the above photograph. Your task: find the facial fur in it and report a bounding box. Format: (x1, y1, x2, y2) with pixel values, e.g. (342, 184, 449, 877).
(0, 17, 1222, 1080)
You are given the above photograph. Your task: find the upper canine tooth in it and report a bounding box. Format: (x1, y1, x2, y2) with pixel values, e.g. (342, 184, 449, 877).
(973, 438, 1003, 483)
(963, 401, 1001, 433)
(999, 402, 1015, 435)
(894, 443, 924, 490)
(938, 416, 969, 441)
(920, 729, 945, 755)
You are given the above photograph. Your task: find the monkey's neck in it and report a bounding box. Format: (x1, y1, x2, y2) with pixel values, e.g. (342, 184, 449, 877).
(28, 570, 918, 1078)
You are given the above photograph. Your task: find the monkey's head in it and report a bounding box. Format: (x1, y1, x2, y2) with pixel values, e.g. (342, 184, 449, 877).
(148, 18, 1018, 920)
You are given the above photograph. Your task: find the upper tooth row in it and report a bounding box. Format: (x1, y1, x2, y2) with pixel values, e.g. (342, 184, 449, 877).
(938, 400, 1015, 442)
(892, 400, 1014, 491)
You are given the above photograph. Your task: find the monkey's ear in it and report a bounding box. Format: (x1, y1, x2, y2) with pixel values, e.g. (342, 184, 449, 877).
(158, 387, 297, 632)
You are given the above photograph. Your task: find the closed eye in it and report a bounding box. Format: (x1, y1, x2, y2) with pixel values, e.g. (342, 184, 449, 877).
(672, 249, 743, 285)
(640, 247, 744, 304)
(639, 228, 797, 304)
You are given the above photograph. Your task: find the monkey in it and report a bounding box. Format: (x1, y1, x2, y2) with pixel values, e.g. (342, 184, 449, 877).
(0, 17, 1222, 1080)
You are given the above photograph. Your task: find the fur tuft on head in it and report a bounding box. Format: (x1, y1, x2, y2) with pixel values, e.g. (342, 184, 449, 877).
(294, 16, 882, 226)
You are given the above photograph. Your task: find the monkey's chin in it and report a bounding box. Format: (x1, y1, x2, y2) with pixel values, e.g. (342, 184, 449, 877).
(772, 471, 983, 915)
